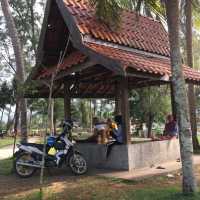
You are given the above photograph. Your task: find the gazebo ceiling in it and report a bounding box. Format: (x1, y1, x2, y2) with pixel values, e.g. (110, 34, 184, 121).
(26, 0, 200, 98)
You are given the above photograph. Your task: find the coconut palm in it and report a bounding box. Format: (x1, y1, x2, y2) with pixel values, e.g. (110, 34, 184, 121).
(0, 0, 28, 143)
(184, 0, 200, 150)
(90, 0, 197, 193)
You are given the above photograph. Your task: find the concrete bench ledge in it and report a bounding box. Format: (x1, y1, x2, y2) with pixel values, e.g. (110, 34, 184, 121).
(75, 139, 180, 171)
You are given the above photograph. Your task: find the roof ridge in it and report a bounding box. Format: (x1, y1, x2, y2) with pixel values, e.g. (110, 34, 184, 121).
(83, 35, 169, 60)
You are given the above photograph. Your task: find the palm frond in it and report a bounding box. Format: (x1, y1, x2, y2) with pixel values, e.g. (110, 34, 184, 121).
(90, 0, 121, 27)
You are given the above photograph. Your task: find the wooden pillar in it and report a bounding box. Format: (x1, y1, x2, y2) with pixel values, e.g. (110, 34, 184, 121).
(64, 82, 71, 120)
(120, 77, 131, 144)
(170, 83, 177, 120)
(115, 81, 122, 115)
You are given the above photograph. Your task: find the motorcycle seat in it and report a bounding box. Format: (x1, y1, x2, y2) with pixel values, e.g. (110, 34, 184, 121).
(21, 143, 50, 152)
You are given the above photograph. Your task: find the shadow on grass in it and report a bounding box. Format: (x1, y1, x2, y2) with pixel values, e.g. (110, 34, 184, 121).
(0, 158, 13, 175)
(0, 159, 199, 200)
(10, 187, 200, 200)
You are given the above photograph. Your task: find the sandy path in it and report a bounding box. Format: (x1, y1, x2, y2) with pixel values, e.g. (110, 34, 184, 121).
(0, 137, 39, 160)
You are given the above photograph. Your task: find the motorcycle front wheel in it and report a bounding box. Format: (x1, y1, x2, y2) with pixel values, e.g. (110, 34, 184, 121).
(69, 153, 87, 175)
(14, 153, 37, 178)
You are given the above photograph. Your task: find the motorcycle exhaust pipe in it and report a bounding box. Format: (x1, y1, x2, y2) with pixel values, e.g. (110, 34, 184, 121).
(16, 161, 42, 168)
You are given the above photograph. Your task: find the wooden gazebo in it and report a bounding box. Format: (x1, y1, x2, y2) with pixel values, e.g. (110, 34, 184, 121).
(27, 0, 200, 146)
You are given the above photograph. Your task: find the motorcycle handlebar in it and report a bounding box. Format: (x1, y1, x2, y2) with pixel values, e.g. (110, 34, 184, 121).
(56, 126, 71, 140)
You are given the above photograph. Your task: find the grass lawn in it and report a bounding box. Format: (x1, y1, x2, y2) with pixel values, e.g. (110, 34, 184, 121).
(9, 187, 200, 200)
(0, 137, 17, 148)
(0, 158, 199, 200)
(3, 176, 200, 200)
(0, 158, 13, 175)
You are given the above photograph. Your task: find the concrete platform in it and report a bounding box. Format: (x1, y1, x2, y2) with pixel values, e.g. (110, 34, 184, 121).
(95, 155, 200, 180)
(76, 138, 180, 170)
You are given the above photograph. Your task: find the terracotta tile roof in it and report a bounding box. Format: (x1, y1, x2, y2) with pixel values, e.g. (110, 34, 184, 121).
(63, 0, 170, 57)
(33, 1, 200, 83)
(85, 42, 200, 82)
(36, 51, 86, 79)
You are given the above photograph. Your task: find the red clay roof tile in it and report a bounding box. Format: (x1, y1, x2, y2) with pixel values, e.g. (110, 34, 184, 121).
(63, 0, 170, 56)
(36, 51, 86, 79)
(84, 42, 200, 82)
(34, 0, 200, 84)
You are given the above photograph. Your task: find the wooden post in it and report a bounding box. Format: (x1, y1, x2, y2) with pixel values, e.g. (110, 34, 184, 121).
(120, 77, 131, 144)
(115, 81, 122, 115)
(170, 83, 177, 120)
(64, 82, 71, 120)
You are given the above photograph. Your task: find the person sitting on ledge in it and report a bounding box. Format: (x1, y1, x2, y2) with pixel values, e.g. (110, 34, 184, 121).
(163, 114, 178, 138)
(106, 115, 123, 158)
(76, 117, 106, 143)
(106, 118, 117, 139)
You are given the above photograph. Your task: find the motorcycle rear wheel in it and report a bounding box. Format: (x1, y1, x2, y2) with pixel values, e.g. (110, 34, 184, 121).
(69, 153, 87, 175)
(14, 153, 37, 178)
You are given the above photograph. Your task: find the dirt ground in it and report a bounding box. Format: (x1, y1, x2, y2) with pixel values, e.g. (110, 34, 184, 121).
(0, 165, 200, 200)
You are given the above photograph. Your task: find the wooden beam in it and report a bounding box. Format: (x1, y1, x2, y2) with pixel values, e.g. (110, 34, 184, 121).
(56, 0, 82, 46)
(25, 92, 114, 99)
(129, 80, 169, 89)
(55, 60, 96, 80)
(126, 71, 161, 80)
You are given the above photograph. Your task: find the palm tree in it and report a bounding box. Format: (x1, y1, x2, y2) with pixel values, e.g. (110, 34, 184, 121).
(165, 0, 196, 193)
(0, 0, 28, 143)
(185, 0, 200, 150)
(90, 0, 197, 193)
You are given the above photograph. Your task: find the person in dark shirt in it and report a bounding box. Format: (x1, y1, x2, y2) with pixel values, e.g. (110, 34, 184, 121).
(163, 114, 178, 137)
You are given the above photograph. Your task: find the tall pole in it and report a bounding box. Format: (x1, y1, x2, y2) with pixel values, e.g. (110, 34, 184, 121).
(64, 82, 71, 120)
(115, 81, 122, 115)
(120, 76, 131, 144)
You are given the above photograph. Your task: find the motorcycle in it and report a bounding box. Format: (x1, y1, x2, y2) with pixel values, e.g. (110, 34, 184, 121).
(14, 120, 87, 178)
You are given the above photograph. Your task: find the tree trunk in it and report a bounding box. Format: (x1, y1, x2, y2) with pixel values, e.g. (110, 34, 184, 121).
(14, 99, 20, 136)
(27, 0, 37, 55)
(1, 0, 28, 143)
(0, 108, 5, 125)
(147, 113, 154, 138)
(93, 100, 97, 117)
(20, 98, 28, 142)
(6, 104, 12, 134)
(165, 0, 197, 193)
(53, 117, 56, 135)
(185, 0, 199, 150)
(29, 108, 32, 136)
(49, 98, 54, 135)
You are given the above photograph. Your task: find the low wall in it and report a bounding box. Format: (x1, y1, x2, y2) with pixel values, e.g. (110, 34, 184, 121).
(75, 143, 129, 170)
(128, 139, 180, 170)
(75, 139, 180, 170)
